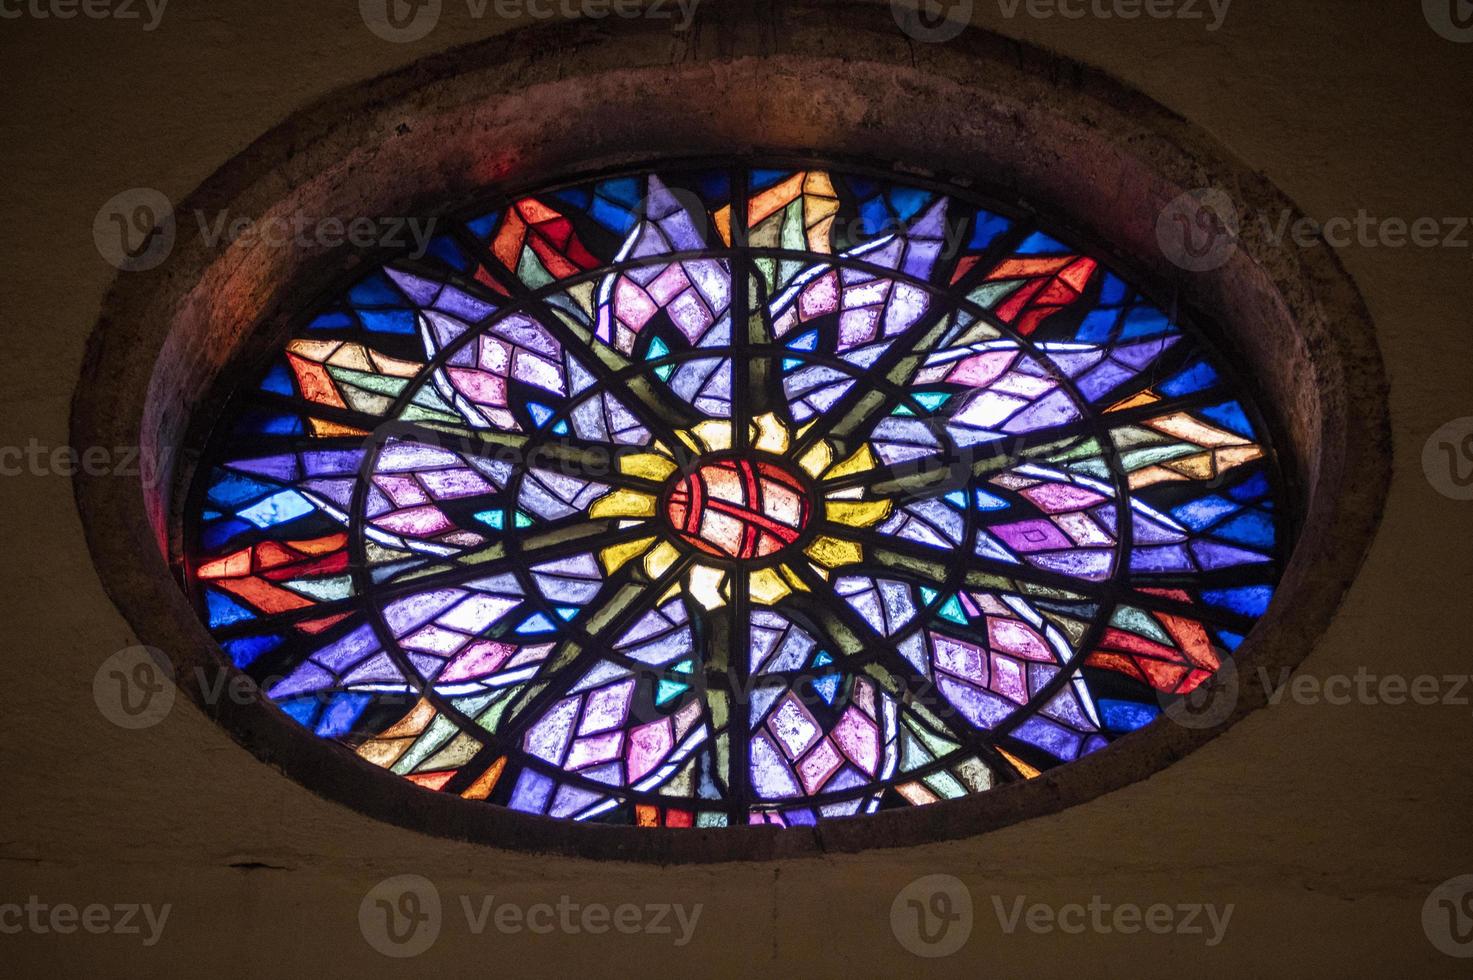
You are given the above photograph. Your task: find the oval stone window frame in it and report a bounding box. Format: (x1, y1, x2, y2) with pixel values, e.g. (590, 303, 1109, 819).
(72, 5, 1389, 863)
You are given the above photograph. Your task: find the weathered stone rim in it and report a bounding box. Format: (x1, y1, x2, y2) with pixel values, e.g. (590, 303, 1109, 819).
(70, 1, 1390, 864)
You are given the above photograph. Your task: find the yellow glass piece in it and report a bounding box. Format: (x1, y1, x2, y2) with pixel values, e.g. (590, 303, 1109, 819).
(748, 567, 792, 605)
(599, 536, 656, 575)
(460, 757, 507, 800)
(1147, 413, 1247, 448)
(778, 563, 811, 591)
(826, 498, 893, 528)
(310, 418, 370, 437)
(824, 443, 877, 480)
(714, 204, 733, 246)
(328, 343, 373, 372)
(287, 338, 340, 362)
(796, 440, 833, 478)
(619, 451, 678, 481)
(689, 419, 733, 453)
(589, 488, 657, 519)
(371, 349, 424, 378)
(566, 280, 596, 318)
(750, 412, 790, 454)
(998, 747, 1042, 780)
(805, 535, 863, 569)
(1107, 390, 1161, 412)
(688, 564, 727, 610)
(644, 540, 681, 579)
(1217, 445, 1265, 469)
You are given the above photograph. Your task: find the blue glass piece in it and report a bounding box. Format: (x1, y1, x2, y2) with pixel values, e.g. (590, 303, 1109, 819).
(1159, 360, 1219, 397)
(1098, 272, 1129, 305)
(1172, 495, 1238, 531)
(813, 674, 840, 704)
(527, 402, 555, 428)
(233, 410, 303, 437)
(656, 677, 689, 706)
(969, 211, 1012, 251)
(599, 177, 643, 207)
(1202, 585, 1274, 618)
(1228, 472, 1271, 502)
(308, 311, 355, 331)
(1201, 401, 1255, 439)
(752, 168, 792, 191)
(938, 595, 967, 625)
(788, 330, 818, 351)
(859, 196, 892, 236)
(516, 613, 556, 634)
(1017, 231, 1069, 254)
(426, 235, 470, 270)
(887, 186, 930, 223)
(315, 693, 373, 738)
(261, 364, 295, 396)
(1118, 305, 1172, 339)
(278, 697, 319, 726)
(239, 490, 315, 528)
(206, 589, 255, 629)
(1099, 699, 1159, 732)
(348, 274, 405, 308)
(466, 211, 501, 239)
(222, 634, 283, 669)
(201, 518, 253, 551)
(208, 471, 277, 508)
(1213, 510, 1275, 548)
(359, 310, 417, 335)
(1075, 308, 1121, 343)
(975, 489, 1011, 511)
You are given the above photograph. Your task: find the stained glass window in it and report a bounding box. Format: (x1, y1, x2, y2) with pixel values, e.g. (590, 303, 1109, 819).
(181, 162, 1286, 829)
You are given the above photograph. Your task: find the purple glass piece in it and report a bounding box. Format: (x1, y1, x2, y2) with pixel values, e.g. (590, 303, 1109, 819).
(508, 768, 555, 814)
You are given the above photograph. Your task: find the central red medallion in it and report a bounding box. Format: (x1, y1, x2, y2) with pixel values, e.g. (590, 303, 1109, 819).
(665, 458, 812, 561)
